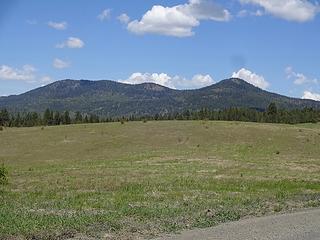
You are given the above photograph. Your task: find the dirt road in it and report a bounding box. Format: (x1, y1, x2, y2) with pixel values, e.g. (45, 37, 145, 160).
(155, 209, 320, 240)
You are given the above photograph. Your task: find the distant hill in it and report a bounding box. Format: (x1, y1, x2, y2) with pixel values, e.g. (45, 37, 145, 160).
(1, 78, 319, 117)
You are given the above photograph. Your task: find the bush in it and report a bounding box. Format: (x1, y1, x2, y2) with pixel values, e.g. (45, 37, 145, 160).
(0, 126, 3, 131)
(0, 164, 8, 185)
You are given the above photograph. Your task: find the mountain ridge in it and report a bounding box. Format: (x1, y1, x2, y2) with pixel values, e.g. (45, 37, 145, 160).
(1, 78, 319, 117)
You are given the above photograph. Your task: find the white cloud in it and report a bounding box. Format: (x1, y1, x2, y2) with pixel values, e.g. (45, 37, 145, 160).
(232, 68, 269, 89)
(237, 9, 264, 17)
(302, 91, 320, 101)
(121, 73, 175, 88)
(240, 0, 319, 22)
(255, 9, 264, 16)
(118, 13, 130, 24)
(0, 65, 36, 82)
(56, 37, 84, 49)
(127, 0, 231, 37)
(286, 66, 318, 85)
(237, 9, 249, 17)
(173, 74, 215, 89)
(119, 72, 215, 89)
(97, 9, 111, 21)
(0, 64, 55, 86)
(40, 76, 54, 86)
(48, 21, 67, 30)
(53, 58, 70, 69)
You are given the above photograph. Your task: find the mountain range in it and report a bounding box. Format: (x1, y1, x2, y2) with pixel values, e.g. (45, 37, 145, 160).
(1, 78, 319, 117)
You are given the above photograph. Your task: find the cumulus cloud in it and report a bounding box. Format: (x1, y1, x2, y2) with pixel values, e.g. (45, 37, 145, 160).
(118, 13, 130, 24)
(56, 37, 84, 49)
(286, 66, 318, 85)
(240, 0, 319, 22)
(174, 74, 215, 89)
(53, 58, 70, 69)
(0, 65, 36, 82)
(39, 76, 55, 86)
(127, 0, 231, 37)
(302, 91, 320, 101)
(97, 9, 111, 21)
(232, 68, 269, 89)
(119, 72, 215, 89)
(237, 9, 264, 17)
(0, 64, 55, 86)
(48, 21, 67, 30)
(121, 73, 175, 88)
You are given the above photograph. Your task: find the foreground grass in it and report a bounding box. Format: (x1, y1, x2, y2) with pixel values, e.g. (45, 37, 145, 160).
(0, 121, 320, 239)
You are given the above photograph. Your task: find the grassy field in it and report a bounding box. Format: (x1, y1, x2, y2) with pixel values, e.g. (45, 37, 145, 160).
(0, 121, 320, 239)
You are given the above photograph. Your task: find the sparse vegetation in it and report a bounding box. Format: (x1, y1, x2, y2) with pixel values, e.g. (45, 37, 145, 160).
(0, 164, 8, 185)
(0, 121, 319, 239)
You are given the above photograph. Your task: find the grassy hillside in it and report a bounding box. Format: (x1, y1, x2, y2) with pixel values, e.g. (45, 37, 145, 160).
(1, 121, 320, 239)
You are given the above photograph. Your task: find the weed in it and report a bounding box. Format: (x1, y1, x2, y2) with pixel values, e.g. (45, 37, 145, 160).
(0, 164, 8, 185)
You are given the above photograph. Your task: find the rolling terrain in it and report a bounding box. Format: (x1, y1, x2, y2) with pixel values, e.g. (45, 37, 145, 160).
(1, 78, 320, 117)
(1, 121, 320, 239)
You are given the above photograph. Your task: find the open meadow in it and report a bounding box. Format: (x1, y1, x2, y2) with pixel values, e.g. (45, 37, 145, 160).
(0, 121, 320, 239)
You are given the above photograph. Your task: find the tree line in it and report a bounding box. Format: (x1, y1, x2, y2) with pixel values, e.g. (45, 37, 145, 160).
(0, 109, 100, 128)
(1, 103, 320, 128)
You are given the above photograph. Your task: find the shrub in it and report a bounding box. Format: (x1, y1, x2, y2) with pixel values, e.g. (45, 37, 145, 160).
(0, 126, 3, 131)
(0, 164, 8, 185)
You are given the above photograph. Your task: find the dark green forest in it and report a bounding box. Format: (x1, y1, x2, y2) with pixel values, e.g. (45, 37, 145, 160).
(1, 103, 319, 128)
(1, 79, 320, 118)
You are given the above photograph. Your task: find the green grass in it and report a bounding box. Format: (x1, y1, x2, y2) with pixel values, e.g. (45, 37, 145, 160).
(1, 121, 320, 239)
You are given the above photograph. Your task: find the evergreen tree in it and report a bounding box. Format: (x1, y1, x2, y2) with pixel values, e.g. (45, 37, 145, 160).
(63, 111, 71, 125)
(43, 108, 53, 125)
(267, 103, 278, 122)
(84, 115, 89, 123)
(0, 109, 10, 126)
(75, 111, 83, 123)
(53, 112, 61, 125)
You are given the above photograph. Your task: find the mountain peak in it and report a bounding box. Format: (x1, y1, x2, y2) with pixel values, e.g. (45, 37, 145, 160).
(229, 78, 250, 84)
(1, 78, 319, 116)
(138, 82, 169, 91)
(219, 78, 255, 86)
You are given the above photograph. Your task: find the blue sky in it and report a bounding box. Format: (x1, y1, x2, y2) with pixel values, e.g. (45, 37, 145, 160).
(0, 0, 320, 100)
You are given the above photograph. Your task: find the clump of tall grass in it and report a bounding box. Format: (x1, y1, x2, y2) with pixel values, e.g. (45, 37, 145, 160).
(0, 164, 8, 185)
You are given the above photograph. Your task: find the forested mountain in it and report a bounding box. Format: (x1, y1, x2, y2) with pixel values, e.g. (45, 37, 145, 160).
(1, 78, 319, 117)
